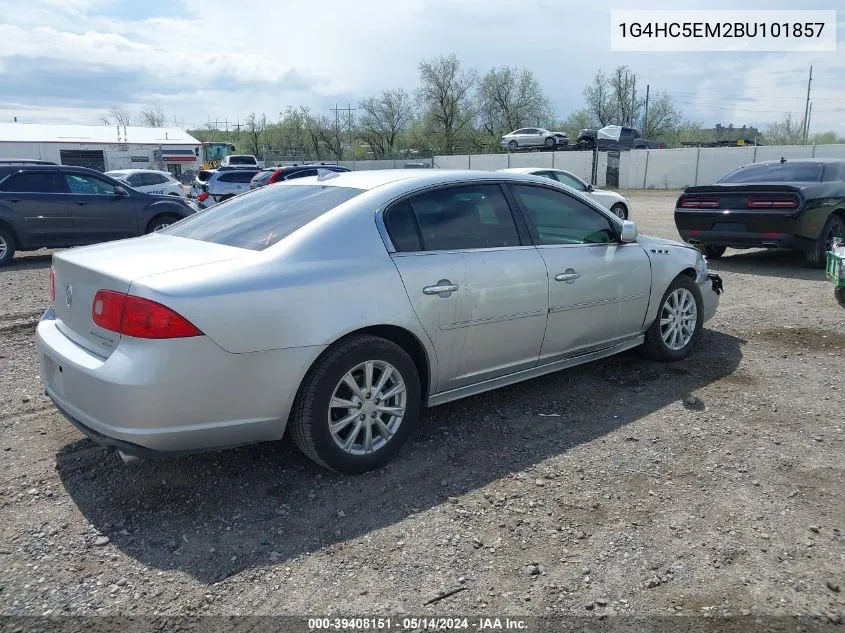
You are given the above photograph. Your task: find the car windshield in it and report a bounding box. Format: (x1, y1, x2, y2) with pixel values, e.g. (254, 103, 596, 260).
(161, 184, 364, 251)
(719, 162, 824, 183)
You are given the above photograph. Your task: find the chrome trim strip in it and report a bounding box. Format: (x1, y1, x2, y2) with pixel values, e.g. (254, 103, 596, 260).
(549, 293, 648, 314)
(439, 309, 548, 331)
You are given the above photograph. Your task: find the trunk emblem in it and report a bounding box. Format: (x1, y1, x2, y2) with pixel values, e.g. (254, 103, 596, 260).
(65, 283, 73, 308)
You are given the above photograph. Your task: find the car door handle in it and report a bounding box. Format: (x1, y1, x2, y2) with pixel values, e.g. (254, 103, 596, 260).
(555, 271, 581, 283)
(7, 199, 20, 203)
(73, 201, 87, 206)
(423, 281, 459, 296)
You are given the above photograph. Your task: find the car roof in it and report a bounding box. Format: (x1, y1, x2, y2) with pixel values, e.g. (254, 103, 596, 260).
(745, 158, 845, 165)
(275, 168, 572, 192)
(500, 167, 576, 175)
(105, 169, 172, 176)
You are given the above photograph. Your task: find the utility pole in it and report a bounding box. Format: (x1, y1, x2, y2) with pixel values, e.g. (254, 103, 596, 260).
(807, 102, 813, 141)
(643, 84, 650, 136)
(330, 103, 358, 160)
(630, 76, 637, 127)
(802, 65, 813, 143)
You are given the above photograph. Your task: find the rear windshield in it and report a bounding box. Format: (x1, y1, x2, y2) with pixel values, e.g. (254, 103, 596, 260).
(228, 156, 256, 165)
(161, 184, 364, 251)
(197, 170, 214, 182)
(719, 163, 824, 183)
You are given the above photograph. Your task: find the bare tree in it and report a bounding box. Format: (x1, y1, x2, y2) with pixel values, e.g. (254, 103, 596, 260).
(608, 66, 640, 127)
(583, 70, 616, 127)
(358, 89, 416, 158)
(765, 113, 806, 145)
(559, 108, 597, 140)
(101, 106, 133, 127)
(418, 54, 477, 154)
(139, 104, 167, 127)
(245, 113, 267, 156)
(476, 66, 553, 142)
(640, 92, 681, 139)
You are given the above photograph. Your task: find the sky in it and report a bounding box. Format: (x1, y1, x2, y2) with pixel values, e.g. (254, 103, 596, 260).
(0, 0, 843, 135)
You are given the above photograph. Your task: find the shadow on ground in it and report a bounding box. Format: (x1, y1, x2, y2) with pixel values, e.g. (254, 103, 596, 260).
(710, 248, 824, 281)
(0, 253, 52, 272)
(56, 329, 744, 584)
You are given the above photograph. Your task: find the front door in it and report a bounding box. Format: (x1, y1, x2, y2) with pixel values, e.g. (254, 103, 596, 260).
(63, 171, 138, 244)
(0, 170, 74, 247)
(382, 183, 549, 393)
(509, 183, 652, 362)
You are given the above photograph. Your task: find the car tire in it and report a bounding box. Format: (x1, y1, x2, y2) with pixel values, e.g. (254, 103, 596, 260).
(0, 226, 16, 267)
(702, 245, 726, 260)
(610, 203, 628, 219)
(145, 214, 180, 234)
(508, 140, 518, 151)
(544, 137, 556, 148)
(290, 334, 422, 474)
(641, 275, 703, 362)
(806, 213, 844, 269)
(835, 286, 845, 308)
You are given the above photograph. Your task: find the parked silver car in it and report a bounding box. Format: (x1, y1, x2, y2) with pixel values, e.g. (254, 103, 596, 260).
(501, 128, 568, 150)
(36, 170, 722, 473)
(196, 167, 260, 206)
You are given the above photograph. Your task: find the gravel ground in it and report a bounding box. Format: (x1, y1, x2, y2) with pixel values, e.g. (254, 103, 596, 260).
(0, 190, 843, 625)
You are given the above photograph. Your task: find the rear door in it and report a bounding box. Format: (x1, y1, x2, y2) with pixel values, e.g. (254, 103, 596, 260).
(509, 183, 652, 362)
(383, 183, 549, 393)
(63, 171, 138, 244)
(0, 170, 74, 247)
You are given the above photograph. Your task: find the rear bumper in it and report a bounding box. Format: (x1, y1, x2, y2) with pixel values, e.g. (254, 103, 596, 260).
(36, 311, 323, 457)
(675, 210, 810, 250)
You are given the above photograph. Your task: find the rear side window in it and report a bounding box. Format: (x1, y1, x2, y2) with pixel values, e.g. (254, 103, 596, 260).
(218, 171, 258, 183)
(285, 168, 319, 180)
(385, 184, 520, 252)
(719, 163, 824, 183)
(0, 171, 61, 193)
(251, 171, 275, 185)
(161, 185, 364, 251)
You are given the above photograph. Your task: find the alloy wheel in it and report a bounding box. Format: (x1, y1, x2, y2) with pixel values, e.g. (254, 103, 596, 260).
(328, 360, 407, 456)
(659, 288, 698, 351)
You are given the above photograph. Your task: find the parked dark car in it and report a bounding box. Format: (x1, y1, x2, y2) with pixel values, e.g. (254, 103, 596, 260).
(0, 158, 58, 165)
(249, 164, 351, 190)
(674, 158, 845, 268)
(0, 165, 200, 266)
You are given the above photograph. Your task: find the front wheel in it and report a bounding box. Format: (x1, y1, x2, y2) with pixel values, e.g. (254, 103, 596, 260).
(0, 227, 16, 267)
(508, 140, 518, 151)
(544, 137, 556, 148)
(290, 335, 422, 473)
(145, 214, 180, 234)
(835, 286, 845, 307)
(641, 276, 703, 362)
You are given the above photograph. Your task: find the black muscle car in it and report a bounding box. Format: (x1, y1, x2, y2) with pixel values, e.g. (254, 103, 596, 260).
(674, 158, 845, 268)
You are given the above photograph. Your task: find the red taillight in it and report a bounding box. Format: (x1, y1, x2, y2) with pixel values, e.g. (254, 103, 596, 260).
(49, 267, 55, 302)
(197, 192, 209, 202)
(92, 290, 202, 339)
(680, 198, 719, 208)
(747, 197, 797, 209)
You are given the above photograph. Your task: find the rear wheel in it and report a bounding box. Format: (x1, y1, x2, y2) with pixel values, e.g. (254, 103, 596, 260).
(702, 245, 726, 260)
(290, 335, 422, 473)
(641, 276, 703, 362)
(835, 286, 845, 308)
(806, 214, 844, 269)
(0, 227, 16, 267)
(145, 214, 180, 234)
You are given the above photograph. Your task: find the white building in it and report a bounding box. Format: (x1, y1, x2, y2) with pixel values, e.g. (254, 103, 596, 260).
(0, 122, 201, 178)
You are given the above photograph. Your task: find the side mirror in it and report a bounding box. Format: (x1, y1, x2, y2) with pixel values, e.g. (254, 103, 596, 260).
(112, 186, 127, 197)
(585, 184, 594, 192)
(619, 220, 638, 243)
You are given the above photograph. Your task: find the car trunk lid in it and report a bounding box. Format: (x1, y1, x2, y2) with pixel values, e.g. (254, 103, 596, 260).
(51, 235, 243, 357)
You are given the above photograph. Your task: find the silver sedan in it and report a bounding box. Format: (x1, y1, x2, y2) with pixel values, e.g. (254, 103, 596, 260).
(36, 169, 722, 473)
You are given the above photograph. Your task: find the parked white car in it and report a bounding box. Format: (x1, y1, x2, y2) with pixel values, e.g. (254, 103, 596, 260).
(501, 167, 631, 219)
(501, 128, 568, 151)
(105, 169, 186, 197)
(219, 155, 259, 168)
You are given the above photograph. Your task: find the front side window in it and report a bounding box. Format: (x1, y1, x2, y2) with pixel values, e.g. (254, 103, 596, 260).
(385, 184, 520, 252)
(65, 173, 116, 195)
(0, 171, 61, 193)
(161, 184, 364, 251)
(512, 185, 615, 245)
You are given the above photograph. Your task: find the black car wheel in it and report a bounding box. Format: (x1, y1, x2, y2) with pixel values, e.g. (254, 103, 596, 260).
(290, 334, 421, 474)
(806, 214, 844, 269)
(508, 140, 518, 151)
(145, 214, 180, 234)
(610, 203, 628, 220)
(0, 226, 16, 267)
(544, 137, 556, 148)
(703, 245, 726, 260)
